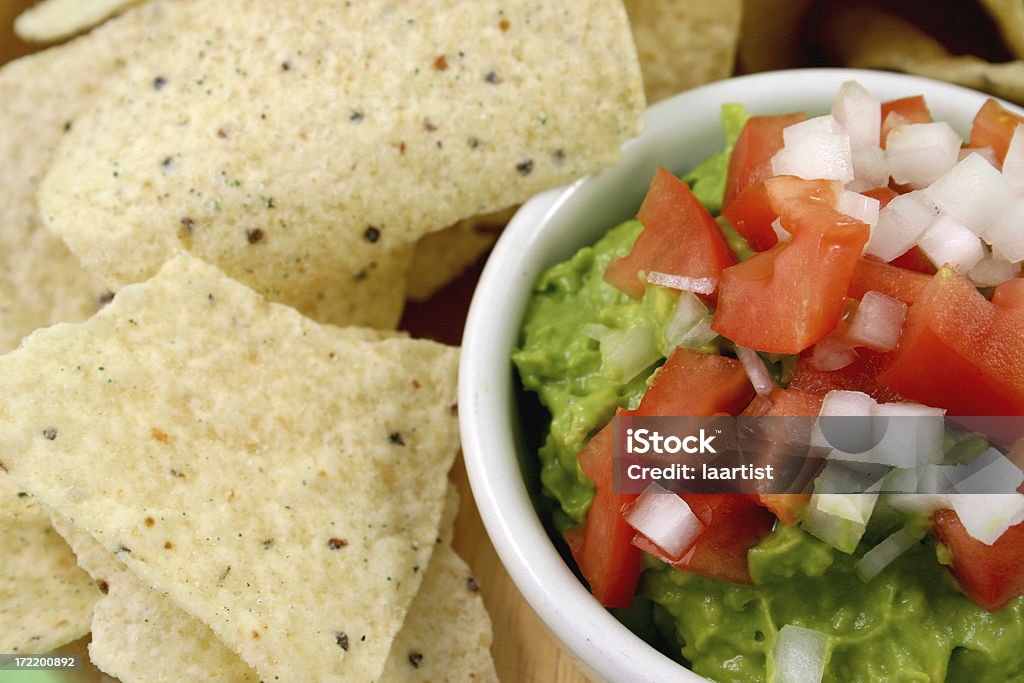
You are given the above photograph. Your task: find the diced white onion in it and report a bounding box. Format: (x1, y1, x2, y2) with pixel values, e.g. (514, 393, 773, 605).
(644, 271, 715, 294)
(802, 492, 877, 553)
(866, 191, 937, 262)
(846, 290, 906, 352)
(983, 196, 1024, 263)
(677, 316, 718, 350)
(832, 81, 881, 151)
(773, 116, 854, 183)
(663, 292, 709, 355)
(1002, 124, 1024, 193)
(872, 401, 946, 468)
(856, 528, 918, 581)
(959, 146, 998, 168)
(599, 324, 661, 384)
(622, 483, 703, 558)
(771, 624, 830, 683)
(837, 190, 880, 235)
(924, 153, 1014, 235)
(583, 323, 610, 341)
(850, 145, 889, 189)
(951, 494, 1024, 545)
(772, 217, 792, 242)
(917, 213, 986, 272)
(819, 390, 877, 417)
(968, 253, 1019, 287)
(810, 335, 857, 371)
(736, 345, 776, 397)
(783, 114, 844, 143)
(884, 122, 963, 188)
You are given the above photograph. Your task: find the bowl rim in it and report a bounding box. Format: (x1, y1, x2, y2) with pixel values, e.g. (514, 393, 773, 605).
(458, 67, 1005, 683)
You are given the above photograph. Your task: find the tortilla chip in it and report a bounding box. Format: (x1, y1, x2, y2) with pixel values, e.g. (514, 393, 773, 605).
(0, 476, 100, 660)
(625, 0, 742, 103)
(14, 0, 145, 43)
(51, 485, 495, 682)
(980, 0, 1024, 60)
(38, 0, 643, 328)
(0, 4, 168, 354)
(0, 254, 461, 682)
(819, 3, 1024, 105)
(406, 207, 514, 302)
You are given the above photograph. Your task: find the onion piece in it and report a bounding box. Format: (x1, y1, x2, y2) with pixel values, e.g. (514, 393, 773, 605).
(677, 316, 717, 350)
(810, 334, 857, 371)
(1002, 123, 1024, 193)
(622, 483, 703, 559)
(771, 624, 830, 683)
(923, 153, 1013, 235)
(598, 323, 661, 383)
(837, 190, 880, 234)
(917, 214, 986, 272)
(832, 81, 880, 151)
(736, 345, 776, 397)
(663, 292, 709, 355)
(951, 494, 1024, 545)
(866, 191, 937, 262)
(983, 196, 1024, 263)
(802, 492, 877, 553)
(856, 528, 918, 581)
(771, 217, 792, 242)
(644, 271, 715, 294)
(959, 146, 998, 168)
(968, 253, 1019, 287)
(773, 115, 854, 183)
(850, 145, 889, 189)
(884, 122, 962, 188)
(846, 290, 906, 352)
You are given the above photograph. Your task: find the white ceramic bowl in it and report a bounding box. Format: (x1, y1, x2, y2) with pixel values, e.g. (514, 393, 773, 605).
(459, 68, 998, 682)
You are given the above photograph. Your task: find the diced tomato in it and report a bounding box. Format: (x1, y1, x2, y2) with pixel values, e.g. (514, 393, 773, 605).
(713, 199, 870, 354)
(932, 509, 1024, 612)
(879, 268, 1024, 415)
(634, 494, 775, 584)
(969, 98, 1024, 165)
(860, 186, 898, 208)
(570, 349, 754, 606)
(604, 168, 735, 299)
(626, 347, 755, 418)
(723, 112, 807, 208)
(723, 176, 842, 252)
(789, 348, 904, 403)
(889, 246, 938, 275)
(570, 422, 640, 608)
(993, 278, 1024, 308)
(880, 95, 932, 147)
(848, 258, 932, 306)
(738, 388, 819, 525)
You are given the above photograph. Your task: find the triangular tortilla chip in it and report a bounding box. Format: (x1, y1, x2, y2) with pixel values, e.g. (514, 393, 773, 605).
(0, 254, 460, 682)
(14, 0, 145, 43)
(0, 476, 100, 659)
(38, 0, 643, 326)
(51, 487, 496, 682)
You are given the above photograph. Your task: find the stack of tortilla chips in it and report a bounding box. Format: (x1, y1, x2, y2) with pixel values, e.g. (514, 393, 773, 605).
(0, 0, 648, 680)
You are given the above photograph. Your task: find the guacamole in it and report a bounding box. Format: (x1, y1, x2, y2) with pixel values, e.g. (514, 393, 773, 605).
(511, 105, 1024, 681)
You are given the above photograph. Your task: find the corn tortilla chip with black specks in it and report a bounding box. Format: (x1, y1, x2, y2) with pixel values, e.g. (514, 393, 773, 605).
(51, 486, 496, 682)
(38, 0, 644, 328)
(0, 3, 170, 355)
(0, 475, 101, 660)
(0, 253, 461, 683)
(625, 0, 742, 104)
(14, 0, 145, 43)
(406, 207, 514, 302)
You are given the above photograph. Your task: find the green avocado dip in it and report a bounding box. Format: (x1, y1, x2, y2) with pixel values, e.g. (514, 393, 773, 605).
(511, 106, 1024, 681)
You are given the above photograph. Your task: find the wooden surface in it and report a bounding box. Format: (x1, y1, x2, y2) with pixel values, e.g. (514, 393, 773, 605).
(0, 5, 597, 681)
